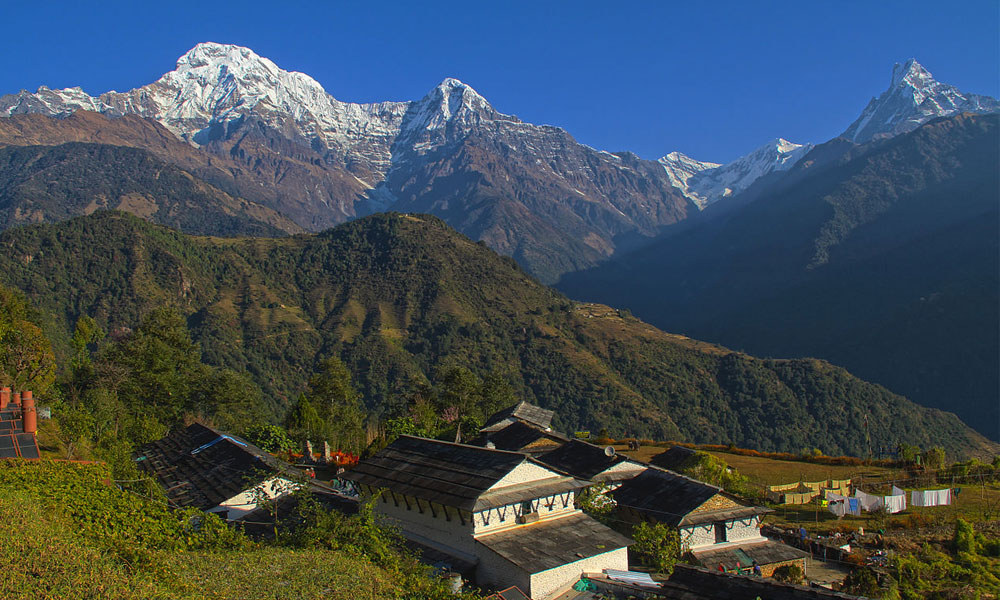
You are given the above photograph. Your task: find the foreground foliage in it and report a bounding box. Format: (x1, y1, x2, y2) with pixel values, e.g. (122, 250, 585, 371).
(0, 460, 474, 600)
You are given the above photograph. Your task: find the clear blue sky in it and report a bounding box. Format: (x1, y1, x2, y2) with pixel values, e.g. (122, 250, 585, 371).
(2, 0, 997, 163)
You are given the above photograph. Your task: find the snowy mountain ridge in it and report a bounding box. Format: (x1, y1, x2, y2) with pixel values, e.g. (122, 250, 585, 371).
(841, 59, 1000, 143)
(659, 138, 812, 209)
(0, 43, 518, 182)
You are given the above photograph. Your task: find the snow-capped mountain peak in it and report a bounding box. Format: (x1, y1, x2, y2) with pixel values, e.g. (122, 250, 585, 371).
(659, 138, 812, 209)
(890, 59, 933, 90)
(149, 42, 337, 133)
(842, 59, 1000, 144)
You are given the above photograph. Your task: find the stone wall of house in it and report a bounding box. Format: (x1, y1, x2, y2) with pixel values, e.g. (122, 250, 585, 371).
(682, 523, 716, 549)
(726, 516, 763, 543)
(681, 516, 763, 550)
(691, 493, 740, 513)
(760, 557, 807, 579)
(473, 491, 578, 534)
(528, 547, 629, 600)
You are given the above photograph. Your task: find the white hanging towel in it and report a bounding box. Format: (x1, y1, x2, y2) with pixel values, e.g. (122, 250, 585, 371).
(884, 492, 906, 514)
(912, 488, 952, 507)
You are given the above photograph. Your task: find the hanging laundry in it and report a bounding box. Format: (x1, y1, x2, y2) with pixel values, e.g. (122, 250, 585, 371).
(884, 492, 906, 514)
(827, 492, 847, 517)
(847, 497, 861, 516)
(912, 488, 952, 507)
(855, 490, 883, 512)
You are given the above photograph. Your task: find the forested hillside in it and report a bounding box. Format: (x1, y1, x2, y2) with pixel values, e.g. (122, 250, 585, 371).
(0, 211, 994, 458)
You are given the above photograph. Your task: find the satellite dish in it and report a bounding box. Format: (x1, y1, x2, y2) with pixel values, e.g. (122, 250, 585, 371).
(604, 446, 616, 457)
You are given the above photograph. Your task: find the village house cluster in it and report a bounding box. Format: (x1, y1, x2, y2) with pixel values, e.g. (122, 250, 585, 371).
(130, 401, 869, 600)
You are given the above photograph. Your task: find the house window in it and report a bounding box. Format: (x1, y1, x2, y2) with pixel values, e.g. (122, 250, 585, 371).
(715, 522, 727, 544)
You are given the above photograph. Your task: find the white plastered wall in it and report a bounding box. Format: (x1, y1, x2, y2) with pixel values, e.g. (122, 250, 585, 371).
(490, 461, 561, 490)
(528, 547, 629, 600)
(473, 491, 578, 535)
(212, 476, 298, 520)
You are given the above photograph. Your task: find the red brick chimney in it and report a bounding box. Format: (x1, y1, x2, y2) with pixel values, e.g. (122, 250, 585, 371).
(12, 391, 20, 407)
(22, 391, 36, 434)
(0, 387, 9, 410)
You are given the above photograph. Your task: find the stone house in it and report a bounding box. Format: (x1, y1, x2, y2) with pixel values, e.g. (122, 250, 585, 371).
(472, 401, 568, 455)
(343, 435, 632, 599)
(612, 466, 806, 577)
(134, 423, 303, 521)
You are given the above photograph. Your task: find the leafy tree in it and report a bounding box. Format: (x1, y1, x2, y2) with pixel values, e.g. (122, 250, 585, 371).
(0, 285, 55, 394)
(63, 316, 105, 402)
(630, 521, 680, 575)
(898, 443, 922, 465)
(677, 451, 754, 498)
(105, 307, 206, 427)
(194, 368, 268, 435)
(243, 424, 294, 453)
(577, 482, 615, 521)
(285, 394, 327, 444)
(307, 357, 365, 453)
(921, 446, 946, 471)
(480, 371, 516, 423)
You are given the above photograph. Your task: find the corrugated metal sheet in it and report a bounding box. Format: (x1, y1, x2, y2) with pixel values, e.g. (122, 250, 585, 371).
(604, 568, 660, 588)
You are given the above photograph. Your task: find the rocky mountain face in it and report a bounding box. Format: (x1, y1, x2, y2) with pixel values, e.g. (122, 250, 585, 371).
(0, 142, 303, 236)
(842, 59, 1000, 143)
(559, 114, 1000, 440)
(0, 43, 694, 281)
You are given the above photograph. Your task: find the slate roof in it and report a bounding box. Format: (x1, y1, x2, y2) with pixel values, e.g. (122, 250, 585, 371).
(681, 505, 772, 527)
(537, 438, 643, 481)
(690, 539, 808, 571)
(0, 407, 39, 459)
(472, 420, 568, 453)
(611, 466, 721, 526)
(476, 512, 632, 574)
(482, 401, 555, 432)
(134, 423, 298, 511)
(656, 564, 866, 599)
(342, 435, 582, 511)
(649, 445, 697, 471)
